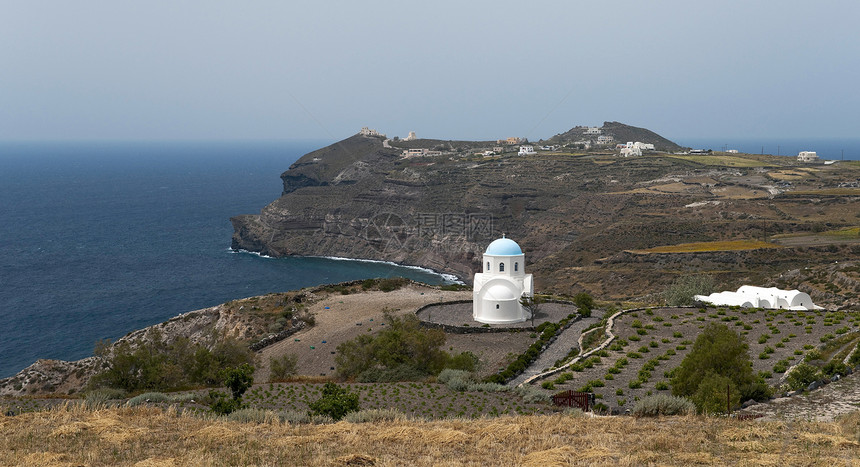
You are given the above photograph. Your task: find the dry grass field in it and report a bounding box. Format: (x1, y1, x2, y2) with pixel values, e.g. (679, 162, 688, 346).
(2, 404, 860, 466)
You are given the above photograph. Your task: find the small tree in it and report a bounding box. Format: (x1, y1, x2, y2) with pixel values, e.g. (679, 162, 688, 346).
(520, 294, 544, 328)
(671, 323, 758, 412)
(309, 382, 360, 421)
(223, 363, 254, 400)
(210, 363, 254, 415)
(573, 292, 594, 318)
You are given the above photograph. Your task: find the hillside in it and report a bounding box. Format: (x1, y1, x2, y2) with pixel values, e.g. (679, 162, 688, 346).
(546, 121, 685, 152)
(232, 127, 860, 308)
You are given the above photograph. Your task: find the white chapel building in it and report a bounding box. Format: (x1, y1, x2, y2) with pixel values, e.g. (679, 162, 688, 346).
(473, 236, 534, 324)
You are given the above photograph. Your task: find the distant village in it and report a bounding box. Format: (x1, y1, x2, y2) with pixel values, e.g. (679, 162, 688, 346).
(359, 126, 824, 164)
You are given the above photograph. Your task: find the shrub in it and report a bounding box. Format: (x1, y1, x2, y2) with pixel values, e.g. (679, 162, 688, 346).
(437, 369, 472, 384)
(692, 373, 739, 414)
(89, 329, 254, 393)
(632, 394, 695, 417)
(671, 323, 756, 407)
(573, 292, 594, 317)
(126, 392, 169, 407)
(655, 381, 669, 391)
(309, 383, 360, 421)
(514, 385, 550, 403)
(337, 312, 475, 380)
(269, 354, 298, 382)
(786, 363, 821, 391)
(85, 388, 127, 406)
(663, 275, 715, 306)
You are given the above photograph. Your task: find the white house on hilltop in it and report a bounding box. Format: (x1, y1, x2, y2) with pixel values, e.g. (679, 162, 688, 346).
(798, 151, 819, 163)
(473, 236, 534, 324)
(695, 286, 820, 310)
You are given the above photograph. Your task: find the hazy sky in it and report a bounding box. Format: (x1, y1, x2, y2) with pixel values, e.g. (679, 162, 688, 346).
(2, 1, 858, 142)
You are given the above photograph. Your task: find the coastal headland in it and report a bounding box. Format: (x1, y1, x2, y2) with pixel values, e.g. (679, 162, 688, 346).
(232, 122, 860, 308)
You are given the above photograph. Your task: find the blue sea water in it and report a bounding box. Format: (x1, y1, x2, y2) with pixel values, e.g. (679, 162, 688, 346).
(676, 137, 860, 161)
(0, 141, 455, 378)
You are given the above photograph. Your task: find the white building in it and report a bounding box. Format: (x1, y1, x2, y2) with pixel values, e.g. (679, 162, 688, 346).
(585, 127, 602, 135)
(695, 286, 820, 310)
(620, 142, 642, 157)
(619, 141, 654, 157)
(404, 131, 417, 141)
(597, 135, 614, 144)
(473, 236, 534, 324)
(518, 145, 536, 156)
(798, 151, 819, 163)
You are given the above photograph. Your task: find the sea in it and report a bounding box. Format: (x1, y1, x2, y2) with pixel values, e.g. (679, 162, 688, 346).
(0, 141, 457, 378)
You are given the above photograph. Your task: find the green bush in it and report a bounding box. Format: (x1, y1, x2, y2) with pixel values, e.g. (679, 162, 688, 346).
(308, 382, 360, 421)
(337, 312, 475, 381)
(692, 373, 739, 414)
(671, 322, 759, 410)
(823, 361, 849, 377)
(786, 363, 821, 391)
(573, 293, 594, 317)
(269, 354, 298, 382)
(89, 329, 254, 393)
(631, 394, 695, 417)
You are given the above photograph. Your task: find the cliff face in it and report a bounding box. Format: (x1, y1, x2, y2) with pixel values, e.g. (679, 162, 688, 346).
(231, 128, 859, 301)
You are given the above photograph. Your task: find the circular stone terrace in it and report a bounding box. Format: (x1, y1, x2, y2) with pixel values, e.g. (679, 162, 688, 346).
(416, 300, 580, 329)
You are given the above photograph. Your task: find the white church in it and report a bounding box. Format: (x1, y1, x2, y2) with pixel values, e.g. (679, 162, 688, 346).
(473, 236, 534, 324)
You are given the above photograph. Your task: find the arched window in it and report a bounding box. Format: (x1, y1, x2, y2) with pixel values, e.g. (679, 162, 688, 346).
(496, 304, 500, 309)
(499, 262, 505, 272)
(514, 262, 519, 272)
(487, 261, 490, 271)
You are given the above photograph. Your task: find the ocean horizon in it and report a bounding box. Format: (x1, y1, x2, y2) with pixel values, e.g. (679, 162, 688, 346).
(0, 141, 456, 378)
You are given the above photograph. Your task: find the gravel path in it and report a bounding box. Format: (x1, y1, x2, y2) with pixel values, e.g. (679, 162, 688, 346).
(508, 316, 600, 386)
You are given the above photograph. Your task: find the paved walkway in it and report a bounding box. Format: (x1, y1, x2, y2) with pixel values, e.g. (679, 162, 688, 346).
(508, 316, 600, 386)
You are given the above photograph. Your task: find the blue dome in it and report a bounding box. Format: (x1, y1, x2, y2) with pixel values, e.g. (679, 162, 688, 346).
(485, 237, 523, 256)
